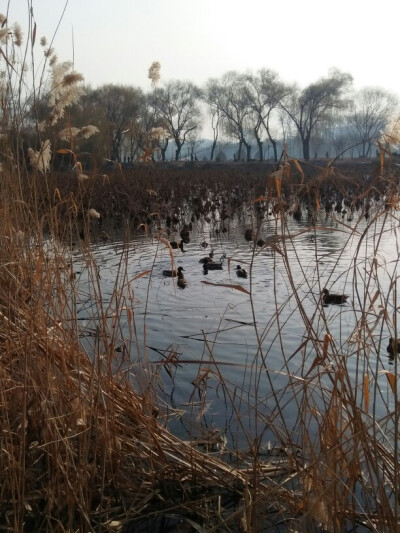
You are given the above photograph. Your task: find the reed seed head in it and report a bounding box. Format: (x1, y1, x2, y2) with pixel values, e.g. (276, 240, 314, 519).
(12, 23, 22, 46)
(27, 139, 51, 173)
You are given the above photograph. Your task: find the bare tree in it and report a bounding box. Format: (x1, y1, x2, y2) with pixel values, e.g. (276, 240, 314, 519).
(156, 81, 202, 161)
(205, 72, 253, 161)
(186, 129, 202, 161)
(245, 69, 289, 161)
(280, 69, 353, 160)
(348, 87, 398, 157)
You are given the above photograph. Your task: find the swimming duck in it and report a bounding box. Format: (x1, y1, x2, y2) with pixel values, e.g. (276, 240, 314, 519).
(203, 255, 225, 273)
(244, 228, 253, 242)
(235, 265, 248, 278)
(199, 250, 215, 264)
(321, 288, 349, 305)
(387, 338, 400, 355)
(163, 266, 185, 277)
(180, 225, 191, 242)
(170, 239, 185, 252)
(203, 261, 223, 273)
(177, 268, 187, 289)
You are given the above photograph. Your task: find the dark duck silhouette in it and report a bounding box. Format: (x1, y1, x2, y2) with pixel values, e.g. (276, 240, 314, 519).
(387, 338, 400, 356)
(177, 268, 187, 289)
(163, 266, 185, 278)
(199, 250, 215, 264)
(180, 224, 191, 243)
(235, 265, 248, 278)
(321, 288, 349, 306)
(203, 255, 225, 273)
(203, 262, 223, 273)
(170, 239, 186, 252)
(244, 228, 253, 242)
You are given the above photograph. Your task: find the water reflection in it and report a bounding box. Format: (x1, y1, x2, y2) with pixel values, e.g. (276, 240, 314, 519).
(71, 205, 400, 449)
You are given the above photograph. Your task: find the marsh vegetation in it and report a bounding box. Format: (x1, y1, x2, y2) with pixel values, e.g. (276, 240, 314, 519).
(1, 7, 400, 533)
(2, 149, 400, 532)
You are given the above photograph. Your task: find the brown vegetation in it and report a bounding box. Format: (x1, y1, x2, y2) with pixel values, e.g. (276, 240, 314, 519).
(1, 151, 400, 531)
(1, 8, 400, 530)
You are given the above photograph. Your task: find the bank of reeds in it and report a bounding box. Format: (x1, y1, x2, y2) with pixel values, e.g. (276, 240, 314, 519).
(2, 8, 400, 532)
(1, 145, 400, 531)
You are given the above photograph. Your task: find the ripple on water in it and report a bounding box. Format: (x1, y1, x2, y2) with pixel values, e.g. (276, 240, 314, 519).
(72, 210, 400, 446)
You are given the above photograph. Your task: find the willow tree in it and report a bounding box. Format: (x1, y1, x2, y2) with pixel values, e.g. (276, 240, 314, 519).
(349, 87, 398, 158)
(245, 69, 289, 161)
(205, 72, 253, 161)
(156, 80, 202, 161)
(281, 69, 353, 160)
(90, 84, 144, 160)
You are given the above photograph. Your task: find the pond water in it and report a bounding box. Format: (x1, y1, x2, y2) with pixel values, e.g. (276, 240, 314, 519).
(70, 201, 400, 452)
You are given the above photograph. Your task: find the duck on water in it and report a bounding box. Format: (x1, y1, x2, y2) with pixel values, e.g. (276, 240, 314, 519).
(163, 266, 185, 278)
(203, 256, 225, 273)
(177, 268, 187, 289)
(199, 250, 215, 264)
(387, 338, 400, 356)
(169, 239, 186, 252)
(321, 288, 349, 306)
(235, 265, 248, 278)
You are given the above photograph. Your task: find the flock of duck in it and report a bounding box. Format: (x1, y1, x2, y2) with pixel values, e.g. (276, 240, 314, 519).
(163, 265, 400, 358)
(162, 239, 353, 305)
(162, 244, 248, 290)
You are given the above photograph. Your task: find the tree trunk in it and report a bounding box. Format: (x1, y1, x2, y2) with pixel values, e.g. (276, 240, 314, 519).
(111, 144, 119, 161)
(210, 139, 217, 161)
(175, 142, 183, 161)
(256, 137, 263, 161)
(237, 141, 243, 161)
(271, 140, 278, 162)
(302, 136, 310, 160)
(245, 142, 252, 161)
(111, 131, 122, 161)
(160, 139, 169, 162)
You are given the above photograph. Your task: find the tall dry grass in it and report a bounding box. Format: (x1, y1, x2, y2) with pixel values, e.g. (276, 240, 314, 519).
(1, 6, 400, 533)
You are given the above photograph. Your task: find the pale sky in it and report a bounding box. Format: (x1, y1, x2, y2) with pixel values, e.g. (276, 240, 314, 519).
(4, 0, 400, 97)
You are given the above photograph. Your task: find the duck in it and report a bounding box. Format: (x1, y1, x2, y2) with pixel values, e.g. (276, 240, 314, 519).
(199, 250, 215, 264)
(177, 268, 187, 289)
(180, 225, 191, 242)
(163, 266, 185, 278)
(321, 288, 349, 305)
(170, 239, 185, 252)
(244, 228, 253, 242)
(203, 261, 223, 273)
(387, 338, 400, 356)
(235, 265, 248, 278)
(203, 255, 225, 273)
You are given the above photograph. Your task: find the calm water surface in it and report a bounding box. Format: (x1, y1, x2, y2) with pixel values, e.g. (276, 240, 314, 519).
(71, 204, 400, 449)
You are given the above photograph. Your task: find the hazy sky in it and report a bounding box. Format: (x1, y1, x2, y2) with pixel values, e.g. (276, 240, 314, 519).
(5, 0, 400, 97)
